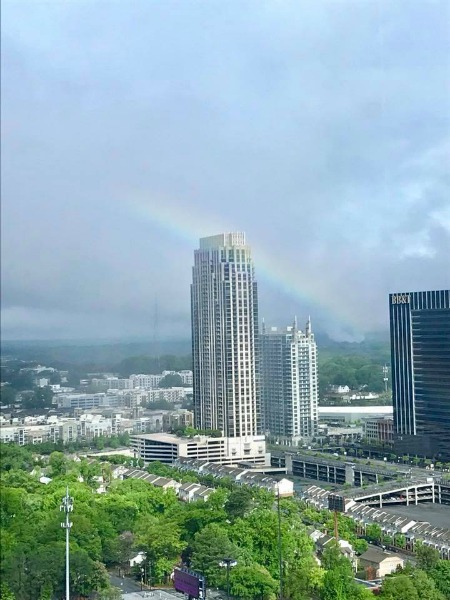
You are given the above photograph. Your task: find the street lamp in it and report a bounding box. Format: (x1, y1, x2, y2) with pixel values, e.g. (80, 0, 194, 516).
(219, 558, 237, 600)
(60, 487, 74, 600)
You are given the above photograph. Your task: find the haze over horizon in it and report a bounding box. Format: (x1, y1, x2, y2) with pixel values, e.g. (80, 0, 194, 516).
(2, 1, 449, 342)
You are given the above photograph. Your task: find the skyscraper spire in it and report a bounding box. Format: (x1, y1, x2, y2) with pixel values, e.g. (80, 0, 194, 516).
(306, 315, 311, 336)
(293, 315, 298, 331)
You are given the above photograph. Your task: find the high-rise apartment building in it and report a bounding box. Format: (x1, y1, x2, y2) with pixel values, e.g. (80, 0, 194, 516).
(389, 289, 450, 459)
(191, 233, 262, 439)
(261, 318, 318, 443)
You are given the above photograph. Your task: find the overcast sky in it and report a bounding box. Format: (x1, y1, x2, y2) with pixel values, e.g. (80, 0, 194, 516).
(2, 0, 449, 342)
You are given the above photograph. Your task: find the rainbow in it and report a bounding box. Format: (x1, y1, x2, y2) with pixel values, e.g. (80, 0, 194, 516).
(129, 193, 363, 336)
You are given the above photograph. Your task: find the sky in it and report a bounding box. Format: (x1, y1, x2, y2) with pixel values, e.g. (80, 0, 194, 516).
(1, 0, 449, 342)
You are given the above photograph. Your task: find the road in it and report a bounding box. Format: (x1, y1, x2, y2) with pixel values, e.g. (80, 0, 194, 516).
(109, 574, 144, 595)
(121, 591, 185, 600)
(109, 575, 227, 600)
(109, 575, 201, 600)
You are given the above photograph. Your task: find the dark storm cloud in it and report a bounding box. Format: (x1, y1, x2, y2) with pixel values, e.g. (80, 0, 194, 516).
(1, 1, 449, 340)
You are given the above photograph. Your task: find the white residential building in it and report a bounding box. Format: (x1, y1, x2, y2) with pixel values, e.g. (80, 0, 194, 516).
(92, 377, 132, 391)
(130, 374, 164, 390)
(261, 319, 318, 442)
(147, 387, 192, 404)
(177, 370, 193, 385)
(191, 233, 262, 444)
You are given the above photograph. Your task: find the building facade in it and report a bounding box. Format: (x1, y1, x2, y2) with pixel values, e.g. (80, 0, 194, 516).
(191, 233, 262, 439)
(261, 319, 318, 442)
(389, 290, 450, 458)
(131, 432, 267, 466)
(363, 417, 394, 444)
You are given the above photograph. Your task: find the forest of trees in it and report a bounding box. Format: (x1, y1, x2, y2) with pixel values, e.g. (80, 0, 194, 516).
(1, 444, 449, 600)
(318, 355, 390, 397)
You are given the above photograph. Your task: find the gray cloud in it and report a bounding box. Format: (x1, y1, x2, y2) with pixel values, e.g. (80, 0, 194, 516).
(1, 0, 449, 341)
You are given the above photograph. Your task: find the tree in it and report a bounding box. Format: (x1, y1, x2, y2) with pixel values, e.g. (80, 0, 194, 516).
(138, 519, 185, 583)
(229, 564, 278, 600)
(38, 582, 52, 600)
(0, 386, 16, 407)
(416, 544, 441, 571)
(70, 548, 110, 597)
(159, 373, 183, 388)
(429, 561, 450, 599)
(94, 436, 106, 451)
(146, 461, 175, 478)
(79, 459, 102, 488)
(321, 545, 352, 572)
(22, 386, 53, 410)
(69, 513, 103, 561)
(284, 556, 324, 600)
(379, 574, 419, 600)
(365, 523, 382, 542)
(225, 488, 253, 520)
(0, 444, 33, 473)
(48, 451, 68, 477)
(320, 566, 360, 600)
(0, 583, 15, 600)
(116, 531, 136, 570)
(410, 569, 445, 600)
(190, 523, 240, 587)
(353, 539, 369, 555)
(97, 495, 139, 533)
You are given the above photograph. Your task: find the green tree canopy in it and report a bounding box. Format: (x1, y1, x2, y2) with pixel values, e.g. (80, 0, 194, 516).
(379, 574, 419, 600)
(229, 564, 278, 600)
(190, 523, 240, 587)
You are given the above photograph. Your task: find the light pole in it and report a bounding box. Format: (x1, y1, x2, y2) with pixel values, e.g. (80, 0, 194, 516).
(219, 558, 237, 600)
(60, 487, 74, 600)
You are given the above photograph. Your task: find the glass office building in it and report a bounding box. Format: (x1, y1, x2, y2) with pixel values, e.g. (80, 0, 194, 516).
(389, 290, 450, 459)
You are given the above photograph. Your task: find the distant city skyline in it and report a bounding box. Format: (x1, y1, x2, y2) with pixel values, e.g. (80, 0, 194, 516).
(2, 1, 449, 341)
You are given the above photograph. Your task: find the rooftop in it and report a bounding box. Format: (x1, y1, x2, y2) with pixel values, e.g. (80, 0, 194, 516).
(318, 406, 393, 415)
(199, 232, 246, 249)
(131, 432, 219, 445)
(359, 547, 403, 564)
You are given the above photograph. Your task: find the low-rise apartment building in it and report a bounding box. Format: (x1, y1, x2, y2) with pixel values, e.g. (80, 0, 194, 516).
(147, 387, 193, 404)
(57, 393, 120, 410)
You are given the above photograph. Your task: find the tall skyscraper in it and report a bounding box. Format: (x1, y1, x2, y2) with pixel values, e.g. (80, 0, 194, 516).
(389, 289, 450, 459)
(261, 318, 318, 442)
(191, 233, 261, 439)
